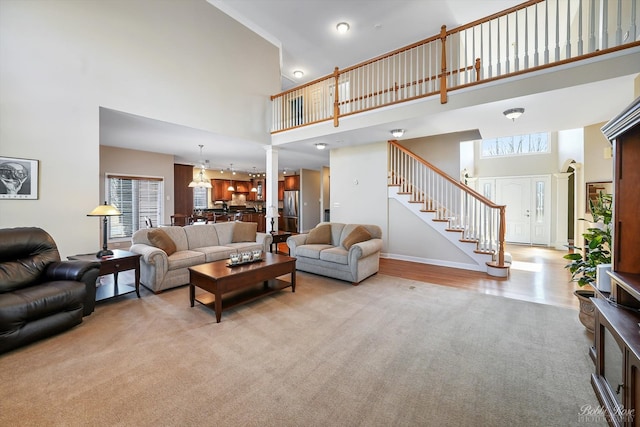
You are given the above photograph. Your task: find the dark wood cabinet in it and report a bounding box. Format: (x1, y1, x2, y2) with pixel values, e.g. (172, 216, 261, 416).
(592, 96, 640, 426)
(241, 212, 266, 233)
(278, 181, 284, 201)
(213, 179, 232, 201)
(235, 181, 249, 193)
(174, 164, 194, 215)
(284, 175, 299, 191)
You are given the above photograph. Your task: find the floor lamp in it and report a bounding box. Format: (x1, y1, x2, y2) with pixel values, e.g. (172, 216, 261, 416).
(87, 201, 122, 258)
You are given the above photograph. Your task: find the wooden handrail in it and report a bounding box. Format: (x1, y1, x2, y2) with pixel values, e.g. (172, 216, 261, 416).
(389, 140, 508, 269)
(388, 140, 504, 210)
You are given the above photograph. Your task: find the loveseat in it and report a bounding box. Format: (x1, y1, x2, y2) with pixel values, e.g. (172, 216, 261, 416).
(129, 222, 273, 293)
(286, 222, 383, 285)
(0, 227, 100, 354)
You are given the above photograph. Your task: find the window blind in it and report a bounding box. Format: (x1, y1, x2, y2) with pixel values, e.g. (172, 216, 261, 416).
(107, 175, 163, 239)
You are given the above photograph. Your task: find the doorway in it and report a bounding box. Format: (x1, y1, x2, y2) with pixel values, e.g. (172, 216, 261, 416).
(480, 175, 552, 245)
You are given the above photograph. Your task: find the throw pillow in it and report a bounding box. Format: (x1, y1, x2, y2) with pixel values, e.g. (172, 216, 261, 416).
(232, 222, 257, 243)
(306, 224, 331, 244)
(148, 228, 177, 256)
(342, 226, 372, 250)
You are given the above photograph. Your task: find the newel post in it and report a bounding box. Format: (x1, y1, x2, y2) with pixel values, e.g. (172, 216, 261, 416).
(497, 205, 506, 266)
(439, 25, 448, 104)
(333, 66, 340, 127)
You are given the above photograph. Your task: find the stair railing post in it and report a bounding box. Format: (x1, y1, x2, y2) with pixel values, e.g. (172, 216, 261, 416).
(497, 205, 506, 266)
(333, 67, 340, 127)
(439, 25, 448, 104)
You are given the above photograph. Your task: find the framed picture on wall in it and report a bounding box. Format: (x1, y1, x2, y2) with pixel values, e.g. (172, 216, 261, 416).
(586, 181, 612, 214)
(0, 156, 39, 199)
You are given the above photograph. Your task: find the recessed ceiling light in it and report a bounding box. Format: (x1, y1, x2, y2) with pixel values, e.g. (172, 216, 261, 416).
(336, 22, 350, 34)
(293, 70, 304, 78)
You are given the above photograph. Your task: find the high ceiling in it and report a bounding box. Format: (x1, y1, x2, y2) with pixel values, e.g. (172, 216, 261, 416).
(100, 1, 638, 174)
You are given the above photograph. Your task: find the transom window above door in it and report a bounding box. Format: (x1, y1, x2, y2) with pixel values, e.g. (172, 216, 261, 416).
(481, 133, 549, 158)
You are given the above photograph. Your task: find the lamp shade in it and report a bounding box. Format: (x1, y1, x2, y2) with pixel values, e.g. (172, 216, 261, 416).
(87, 202, 121, 258)
(266, 206, 279, 218)
(87, 202, 121, 216)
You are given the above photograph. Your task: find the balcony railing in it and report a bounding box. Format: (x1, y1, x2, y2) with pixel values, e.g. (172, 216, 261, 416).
(271, 0, 640, 133)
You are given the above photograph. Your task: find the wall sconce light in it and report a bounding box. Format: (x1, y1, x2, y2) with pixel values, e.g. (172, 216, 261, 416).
(503, 108, 525, 121)
(315, 143, 327, 150)
(336, 22, 350, 33)
(293, 70, 304, 78)
(390, 129, 405, 138)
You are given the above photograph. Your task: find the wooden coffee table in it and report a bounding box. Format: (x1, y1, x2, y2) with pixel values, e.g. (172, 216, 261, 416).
(188, 252, 296, 323)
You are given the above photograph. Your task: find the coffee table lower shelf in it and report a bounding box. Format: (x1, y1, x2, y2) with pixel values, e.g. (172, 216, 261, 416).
(189, 252, 296, 323)
(194, 279, 292, 314)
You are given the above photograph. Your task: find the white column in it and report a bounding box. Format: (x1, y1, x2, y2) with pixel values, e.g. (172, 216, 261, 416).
(264, 146, 279, 233)
(553, 172, 571, 250)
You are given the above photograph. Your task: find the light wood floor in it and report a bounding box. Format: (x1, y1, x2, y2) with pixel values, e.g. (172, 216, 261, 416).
(379, 244, 581, 310)
(277, 242, 581, 309)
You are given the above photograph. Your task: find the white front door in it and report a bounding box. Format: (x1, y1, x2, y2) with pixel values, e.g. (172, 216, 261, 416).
(495, 175, 551, 245)
(497, 178, 532, 243)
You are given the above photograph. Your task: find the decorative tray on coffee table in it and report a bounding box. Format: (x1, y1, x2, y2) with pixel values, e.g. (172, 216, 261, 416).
(226, 257, 263, 267)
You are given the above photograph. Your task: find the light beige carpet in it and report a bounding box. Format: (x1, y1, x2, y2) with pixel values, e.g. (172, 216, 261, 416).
(0, 272, 604, 426)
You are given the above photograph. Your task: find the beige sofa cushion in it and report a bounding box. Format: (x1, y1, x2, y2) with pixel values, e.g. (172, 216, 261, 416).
(232, 222, 257, 242)
(184, 224, 220, 249)
(306, 224, 331, 244)
(147, 228, 177, 256)
(342, 225, 372, 249)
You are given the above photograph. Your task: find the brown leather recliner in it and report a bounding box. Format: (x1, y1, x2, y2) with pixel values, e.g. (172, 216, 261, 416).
(0, 227, 100, 354)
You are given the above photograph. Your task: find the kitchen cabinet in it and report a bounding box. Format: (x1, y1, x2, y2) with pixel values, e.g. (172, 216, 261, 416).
(235, 181, 250, 193)
(278, 181, 284, 201)
(240, 212, 266, 233)
(213, 179, 232, 201)
(284, 175, 299, 191)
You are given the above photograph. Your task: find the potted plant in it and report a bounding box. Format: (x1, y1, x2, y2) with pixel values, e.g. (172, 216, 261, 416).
(563, 191, 612, 332)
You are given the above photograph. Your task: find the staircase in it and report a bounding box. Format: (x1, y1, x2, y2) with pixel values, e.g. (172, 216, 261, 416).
(388, 141, 510, 277)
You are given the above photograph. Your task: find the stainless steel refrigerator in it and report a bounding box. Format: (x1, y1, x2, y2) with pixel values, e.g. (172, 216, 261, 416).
(283, 190, 299, 232)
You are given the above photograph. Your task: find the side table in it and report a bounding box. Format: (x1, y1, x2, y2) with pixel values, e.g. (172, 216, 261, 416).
(68, 249, 141, 301)
(270, 231, 292, 254)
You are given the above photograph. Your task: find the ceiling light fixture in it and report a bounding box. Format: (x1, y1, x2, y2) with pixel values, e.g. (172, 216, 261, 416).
(336, 22, 350, 33)
(315, 143, 327, 150)
(188, 145, 213, 189)
(293, 70, 304, 78)
(503, 108, 525, 121)
(390, 129, 405, 138)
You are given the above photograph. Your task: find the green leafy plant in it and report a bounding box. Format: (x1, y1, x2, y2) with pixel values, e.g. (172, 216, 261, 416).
(563, 192, 612, 287)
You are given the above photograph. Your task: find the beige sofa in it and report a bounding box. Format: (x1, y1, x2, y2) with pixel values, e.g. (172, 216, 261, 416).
(130, 222, 272, 293)
(286, 222, 382, 285)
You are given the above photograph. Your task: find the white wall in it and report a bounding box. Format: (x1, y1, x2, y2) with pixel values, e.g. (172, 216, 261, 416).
(300, 168, 320, 233)
(400, 130, 479, 179)
(0, 0, 279, 257)
(330, 142, 388, 248)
